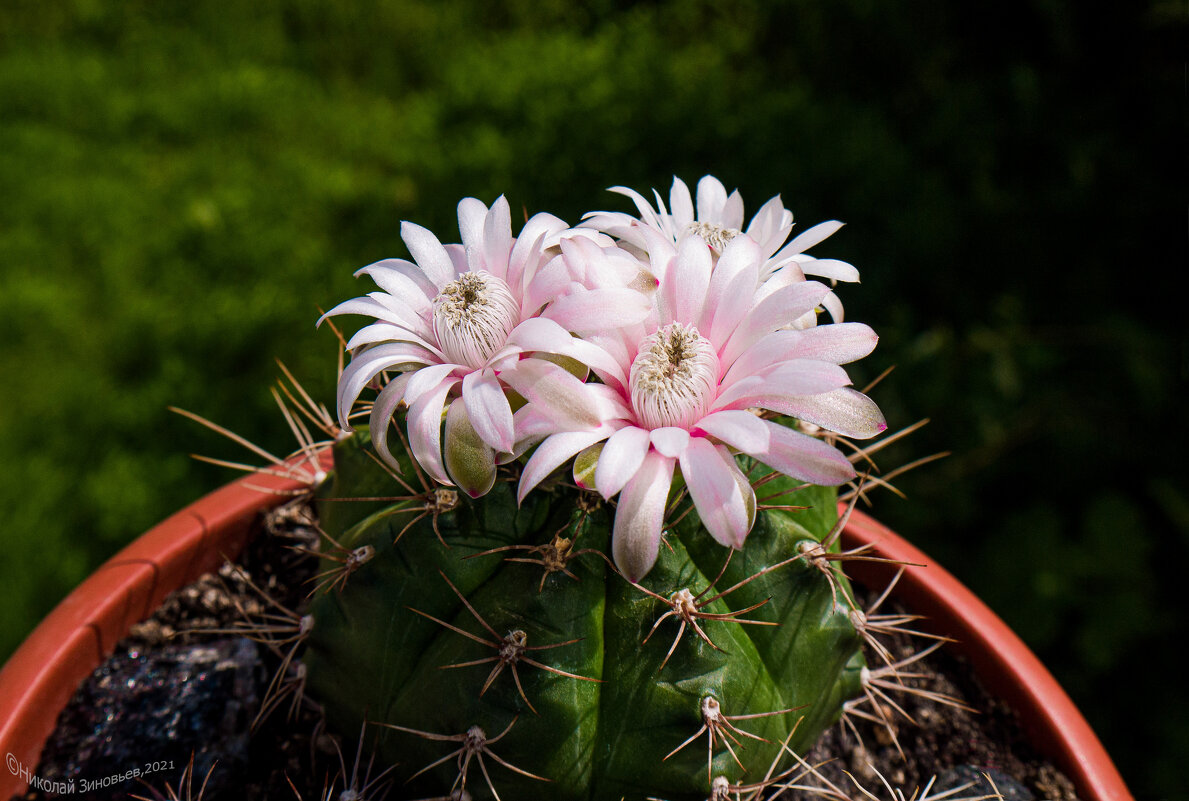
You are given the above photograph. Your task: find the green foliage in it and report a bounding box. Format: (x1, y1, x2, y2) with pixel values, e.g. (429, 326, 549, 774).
(304, 431, 861, 799)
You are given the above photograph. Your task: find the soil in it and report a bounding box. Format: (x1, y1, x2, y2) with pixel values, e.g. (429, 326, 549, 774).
(14, 501, 1082, 801)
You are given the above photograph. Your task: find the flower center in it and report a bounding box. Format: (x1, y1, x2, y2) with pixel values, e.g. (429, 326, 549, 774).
(432, 271, 520, 369)
(629, 322, 718, 430)
(685, 221, 741, 252)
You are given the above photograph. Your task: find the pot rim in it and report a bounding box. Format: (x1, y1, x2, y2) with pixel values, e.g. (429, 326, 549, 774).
(0, 472, 1131, 801)
(839, 509, 1133, 801)
(0, 466, 310, 797)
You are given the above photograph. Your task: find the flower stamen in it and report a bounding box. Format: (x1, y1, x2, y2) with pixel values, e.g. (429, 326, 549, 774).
(629, 322, 718, 429)
(685, 221, 741, 251)
(432, 271, 520, 369)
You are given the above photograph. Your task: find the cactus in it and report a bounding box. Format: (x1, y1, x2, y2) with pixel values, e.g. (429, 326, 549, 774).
(303, 423, 864, 800)
(176, 175, 961, 800)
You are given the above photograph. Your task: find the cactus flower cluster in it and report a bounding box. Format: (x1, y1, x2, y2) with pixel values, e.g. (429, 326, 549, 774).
(302, 176, 895, 800)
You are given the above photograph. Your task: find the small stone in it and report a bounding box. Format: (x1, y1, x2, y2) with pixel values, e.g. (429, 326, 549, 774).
(935, 765, 1034, 801)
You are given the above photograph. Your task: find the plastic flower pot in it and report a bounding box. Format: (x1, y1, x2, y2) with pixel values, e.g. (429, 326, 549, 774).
(0, 473, 1133, 801)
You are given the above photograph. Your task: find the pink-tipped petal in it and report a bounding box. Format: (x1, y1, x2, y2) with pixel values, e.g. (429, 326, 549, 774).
(318, 297, 413, 329)
(718, 442, 757, 535)
(505, 317, 627, 389)
(462, 368, 515, 453)
(693, 410, 770, 453)
(723, 325, 878, 386)
(344, 323, 441, 356)
(720, 189, 745, 231)
(595, 426, 651, 499)
(457, 197, 488, 256)
(445, 399, 498, 498)
(680, 437, 751, 549)
(608, 185, 667, 233)
(765, 388, 887, 439)
(754, 419, 856, 486)
(821, 290, 845, 323)
(612, 451, 675, 582)
(355, 259, 437, 312)
(507, 230, 547, 300)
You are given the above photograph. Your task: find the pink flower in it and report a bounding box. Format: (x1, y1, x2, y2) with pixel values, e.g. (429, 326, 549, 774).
(582, 175, 860, 325)
(516, 233, 886, 581)
(321, 196, 651, 497)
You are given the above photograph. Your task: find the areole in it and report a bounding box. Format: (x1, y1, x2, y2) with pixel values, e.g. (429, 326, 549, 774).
(0, 461, 1133, 800)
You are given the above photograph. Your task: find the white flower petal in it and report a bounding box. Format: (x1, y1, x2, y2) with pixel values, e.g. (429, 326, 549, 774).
(799, 257, 860, 283)
(407, 376, 459, 485)
(355, 259, 437, 312)
(693, 410, 770, 453)
(462, 368, 515, 453)
(649, 426, 691, 459)
(518, 428, 614, 502)
(766, 388, 887, 439)
(663, 235, 711, 326)
(719, 281, 831, 368)
(481, 195, 513, 280)
(721, 189, 745, 231)
(612, 450, 675, 581)
(669, 177, 695, 230)
(779, 220, 844, 258)
(753, 418, 856, 486)
(541, 287, 652, 334)
(457, 197, 488, 256)
(500, 358, 605, 430)
(337, 343, 439, 428)
(400, 221, 457, 290)
(368, 373, 413, 469)
(695, 175, 727, 224)
(680, 437, 750, 549)
(703, 235, 762, 344)
(404, 362, 463, 410)
(594, 426, 651, 499)
(712, 360, 852, 414)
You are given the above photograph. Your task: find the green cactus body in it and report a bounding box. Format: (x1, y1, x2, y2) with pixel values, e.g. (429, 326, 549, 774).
(304, 429, 865, 801)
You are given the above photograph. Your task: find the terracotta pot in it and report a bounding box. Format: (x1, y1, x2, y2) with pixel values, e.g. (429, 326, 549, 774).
(0, 467, 309, 798)
(0, 478, 1132, 800)
(838, 511, 1133, 801)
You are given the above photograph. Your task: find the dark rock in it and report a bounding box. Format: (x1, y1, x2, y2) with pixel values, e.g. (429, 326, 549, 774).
(25, 638, 261, 800)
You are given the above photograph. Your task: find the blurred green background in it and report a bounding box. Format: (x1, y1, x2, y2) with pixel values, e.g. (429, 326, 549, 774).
(0, 1, 1183, 797)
